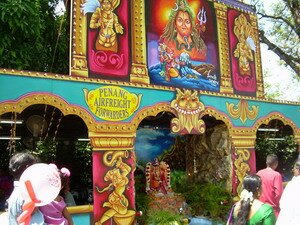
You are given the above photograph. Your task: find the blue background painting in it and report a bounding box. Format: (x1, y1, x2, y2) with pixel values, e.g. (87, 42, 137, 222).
(135, 128, 178, 165)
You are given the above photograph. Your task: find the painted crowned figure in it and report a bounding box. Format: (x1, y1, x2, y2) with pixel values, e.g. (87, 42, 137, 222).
(89, 0, 124, 52)
(145, 158, 171, 195)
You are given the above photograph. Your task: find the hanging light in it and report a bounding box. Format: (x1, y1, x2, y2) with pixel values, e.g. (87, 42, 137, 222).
(258, 128, 279, 132)
(77, 138, 90, 141)
(267, 138, 285, 141)
(0, 137, 21, 140)
(0, 120, 23, 124)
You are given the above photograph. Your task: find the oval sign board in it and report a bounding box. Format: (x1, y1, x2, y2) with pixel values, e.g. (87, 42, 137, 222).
(84, 86, 142, 121)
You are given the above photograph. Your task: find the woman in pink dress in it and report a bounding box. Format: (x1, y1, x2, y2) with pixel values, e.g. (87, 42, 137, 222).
(40, 166, 74, 225)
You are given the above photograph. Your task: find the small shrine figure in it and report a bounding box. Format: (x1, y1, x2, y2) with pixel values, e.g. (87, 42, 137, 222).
(145, 158, 171, 195)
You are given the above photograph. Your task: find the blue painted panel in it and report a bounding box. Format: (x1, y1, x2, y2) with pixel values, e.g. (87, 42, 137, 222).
(0, 73, 300, 128)
(71, 213, 91, 225)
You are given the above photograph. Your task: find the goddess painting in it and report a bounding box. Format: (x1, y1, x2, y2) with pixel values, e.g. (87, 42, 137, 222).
(148, 0, 220, 92)
(160, 0, 207, 62)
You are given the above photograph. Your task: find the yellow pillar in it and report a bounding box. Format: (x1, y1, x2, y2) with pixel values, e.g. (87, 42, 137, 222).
(230, 130, 256, 195)
(130, 0, 149, 84)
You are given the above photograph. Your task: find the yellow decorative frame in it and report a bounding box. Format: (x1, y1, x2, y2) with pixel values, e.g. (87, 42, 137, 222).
(70, 0, 149, 84)
(214, 2, 264, 97)
(70, 0, 265, 97)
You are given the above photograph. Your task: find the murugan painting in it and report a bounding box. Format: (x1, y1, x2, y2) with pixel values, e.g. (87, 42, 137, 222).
(83, 0, 130, 79)
(147, 0, 220, 92)
(228, 9, 257, 96)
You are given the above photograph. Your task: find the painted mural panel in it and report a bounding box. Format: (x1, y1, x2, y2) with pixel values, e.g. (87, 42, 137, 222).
(147, 0, 220, 92)
(228, 9, 257, 96)
(83, 0, 130, 79)
(93, 150, 136, 225)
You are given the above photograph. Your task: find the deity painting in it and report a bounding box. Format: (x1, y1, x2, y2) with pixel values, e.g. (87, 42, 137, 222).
(93, 151, 136, 225)
(147, 0, 220, 92)
(145, 158, 172, 196)
(82, 0, 130, 79)
(89, 0, 124, 52)
(228, 10, 257, 96)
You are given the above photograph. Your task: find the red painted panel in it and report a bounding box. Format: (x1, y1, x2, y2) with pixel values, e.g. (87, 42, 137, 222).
(228, 9, 257, 96)
(87, 1, 130, 80)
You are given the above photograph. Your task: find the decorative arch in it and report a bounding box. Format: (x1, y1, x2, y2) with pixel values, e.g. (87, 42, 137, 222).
(0, 93, 96, 131)
(201, 106, 234, 132)
(253, 112, 299, 136)
(130, 102, 176, 131)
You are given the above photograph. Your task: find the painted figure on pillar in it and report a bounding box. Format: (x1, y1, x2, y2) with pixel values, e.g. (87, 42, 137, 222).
(95, 151, 135, 225)
(145, 158, 171, 195)
(147, 0, 220, 91)
(228, 10, 257, 95)
(89, 0, 124, 52)
(82, 0, 130, 78)
(233, 14, 255, 76)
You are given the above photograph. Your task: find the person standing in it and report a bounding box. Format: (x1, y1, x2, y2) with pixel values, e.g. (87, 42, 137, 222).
(40, 165, 74, 225)
(7, 152, 44, 225)
(276, 160, 300, 225)
(233, 174, 276, 225)
(256, 154, 283, 217)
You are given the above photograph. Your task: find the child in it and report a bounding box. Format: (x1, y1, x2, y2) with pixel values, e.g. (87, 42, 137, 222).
(60, 170, 76, 207)
(40, 165, 74, 225)
(7, 152, 44, 225)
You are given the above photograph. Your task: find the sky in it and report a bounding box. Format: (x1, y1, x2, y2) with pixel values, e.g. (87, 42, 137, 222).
(261, 44, 300, 102)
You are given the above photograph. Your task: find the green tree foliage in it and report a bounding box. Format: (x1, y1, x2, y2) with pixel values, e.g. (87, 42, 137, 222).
(182, 182, 232, 219)
(255, 135, 298, 179)
(248, 0, 300, 78)
(0, 0, 69, 74)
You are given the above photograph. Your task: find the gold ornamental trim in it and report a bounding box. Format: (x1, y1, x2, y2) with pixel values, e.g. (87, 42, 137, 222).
(68, 205, 93, 214)
(253, 112, 300, 144)
(226, 99, 259, 124)
(253, 112, 298, 132)
(89, 132, 136, 151)
(231, 136, 256, 148)
(3, 68, 300, 106)
(202, 107, 234, 130)
(248, 14, 264, 98)
(130, 102, 176, 130)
